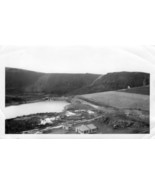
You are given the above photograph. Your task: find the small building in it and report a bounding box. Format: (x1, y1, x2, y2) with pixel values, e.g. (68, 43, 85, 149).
(75, 124, 97, 134)
(87, 124, 98, 133)
(62, 123, 72, 130)
(75, 125, 90, 134)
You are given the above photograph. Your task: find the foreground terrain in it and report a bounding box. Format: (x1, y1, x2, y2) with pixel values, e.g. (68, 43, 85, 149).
(6, 89, 149, 134)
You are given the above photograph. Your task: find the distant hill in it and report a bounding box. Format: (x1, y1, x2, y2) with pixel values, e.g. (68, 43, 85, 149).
(6, 68, 99, 95)
(6, 67, 150, 96)
(73, 72, 150, 94)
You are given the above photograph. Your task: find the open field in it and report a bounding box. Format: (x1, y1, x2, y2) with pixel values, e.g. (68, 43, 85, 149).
(5, 87, 150, 134)
(78, 90, 149, 111)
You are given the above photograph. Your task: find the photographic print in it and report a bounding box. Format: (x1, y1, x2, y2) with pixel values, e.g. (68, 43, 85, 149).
(4, 46, 151, 135)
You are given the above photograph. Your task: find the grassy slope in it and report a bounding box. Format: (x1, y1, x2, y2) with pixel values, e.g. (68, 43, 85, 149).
(69, 72, 150, 95)
(79, 88, 149, 111)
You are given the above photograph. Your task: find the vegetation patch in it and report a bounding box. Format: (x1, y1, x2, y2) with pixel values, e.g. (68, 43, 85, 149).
(79, 90, 149, 111)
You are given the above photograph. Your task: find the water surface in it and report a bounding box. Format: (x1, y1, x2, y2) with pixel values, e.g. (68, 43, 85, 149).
(5, 101, 69, 119)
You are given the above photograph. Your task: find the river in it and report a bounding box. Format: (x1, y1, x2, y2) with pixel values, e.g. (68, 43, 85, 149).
(5, 101, 69, 119)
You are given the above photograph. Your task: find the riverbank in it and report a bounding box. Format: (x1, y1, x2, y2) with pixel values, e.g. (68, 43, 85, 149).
(6, 93, 72, 107)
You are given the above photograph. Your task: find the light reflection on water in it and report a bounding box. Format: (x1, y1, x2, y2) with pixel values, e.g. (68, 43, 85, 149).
(5, 101, 69, 119)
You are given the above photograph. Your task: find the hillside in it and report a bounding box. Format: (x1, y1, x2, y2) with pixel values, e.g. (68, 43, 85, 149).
(6, 68, 44, 94)
(6, 68, 99, 95)
(6, 67, 150, 96)
(73, 72, 150, 94)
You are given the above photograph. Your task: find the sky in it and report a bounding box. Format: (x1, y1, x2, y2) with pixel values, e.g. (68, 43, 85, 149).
(1, 45, 155, 74)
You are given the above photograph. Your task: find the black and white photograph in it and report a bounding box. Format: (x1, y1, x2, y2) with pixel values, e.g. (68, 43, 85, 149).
(3, 46, 151, 135)
(1, 1, 155, 185)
